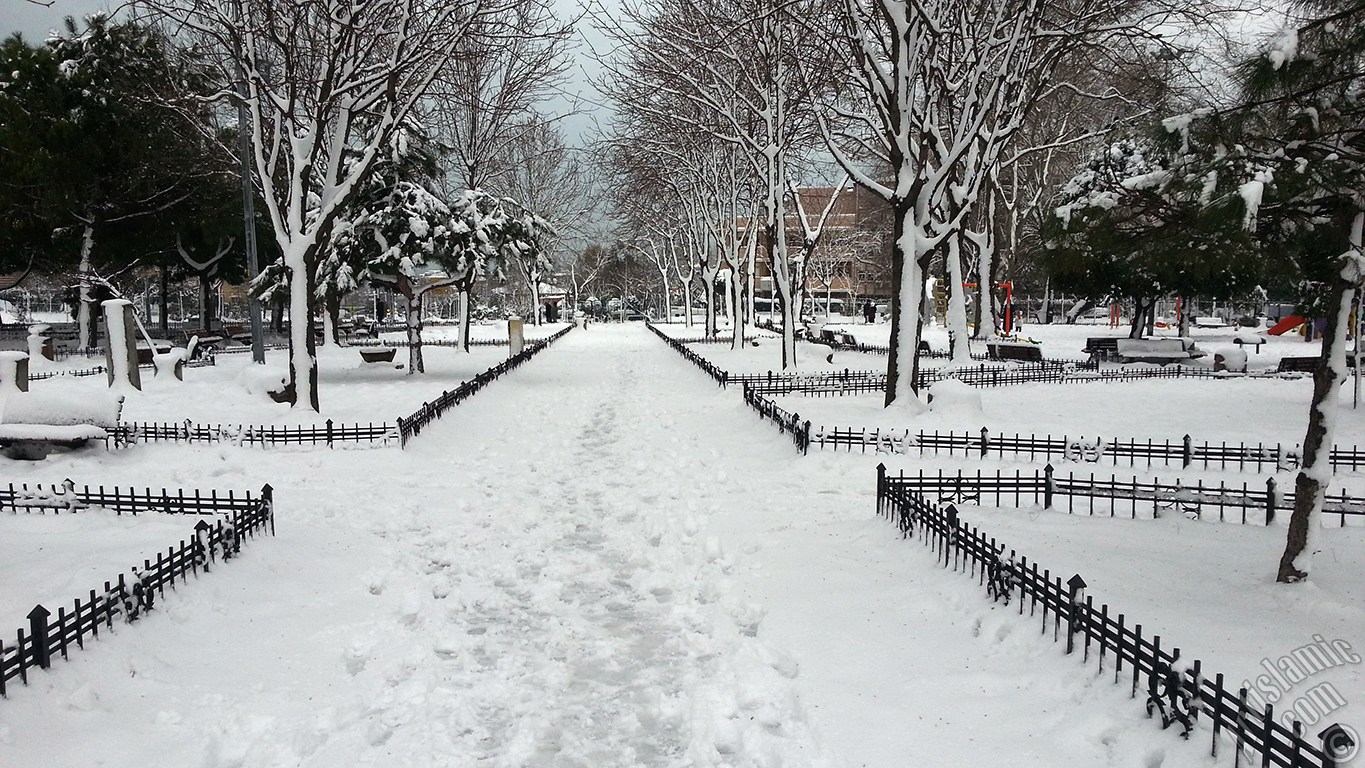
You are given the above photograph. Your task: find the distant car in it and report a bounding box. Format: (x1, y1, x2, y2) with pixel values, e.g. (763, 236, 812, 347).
(624, 313, 647, 321)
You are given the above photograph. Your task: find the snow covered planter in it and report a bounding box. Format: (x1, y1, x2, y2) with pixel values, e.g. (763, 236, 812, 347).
(874, 466, 1355, 768)
(0, 391, 125, 460)
(0, 483, 275, 698)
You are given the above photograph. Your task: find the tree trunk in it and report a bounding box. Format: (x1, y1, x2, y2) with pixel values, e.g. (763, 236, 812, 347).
(285, 251, 320, 412)
(681, 273, 694, 327)
(458, 288, 471, 352)
(77, 223, 95, 351)
(885, 196, 929, 408)
(703, 266, 718, 336)
(946, 236, 971, 362)
(159, 267, 169, 335)
(403, 279, 425, 375)
(199, 273, 214, 332)
(1277, 255, 1361, 582)
(1128, 297, 1148, 339)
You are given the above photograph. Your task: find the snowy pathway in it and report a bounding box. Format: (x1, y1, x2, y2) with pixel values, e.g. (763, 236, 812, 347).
(2, 326, 1230, 767)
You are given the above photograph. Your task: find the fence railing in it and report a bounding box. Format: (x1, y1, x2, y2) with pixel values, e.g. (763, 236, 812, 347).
(1, 483, 276, 698)
(875, 467, 1353, 768)
(396, 325, 573, 447)
(21, 331, 568, 451)
(2, 480, 264, 515)
(115, 420, 397, 448)
(884, 465, 1364, 526)
(742, 381, 1365, 474)
(647, 323, 729, 385)
(742, 384, 811, 454)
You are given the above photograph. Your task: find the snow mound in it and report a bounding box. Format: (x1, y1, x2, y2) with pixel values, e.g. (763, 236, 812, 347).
(236, 363, 289, 399)
(928, 378, 982, 417)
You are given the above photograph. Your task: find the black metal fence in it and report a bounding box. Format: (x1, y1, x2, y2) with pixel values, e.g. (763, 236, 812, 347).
(742, 385, 811, 454)
(876, 467, 1354, 768)
(741, 381, 1365, 474)
(647, 323, 729, 385)
(115, 420, 397, 448)
(1, 483, 276, 698)
(884, 465, 1364, 526)
(396, 325, 573, 446)
(2, 480, 264, 515)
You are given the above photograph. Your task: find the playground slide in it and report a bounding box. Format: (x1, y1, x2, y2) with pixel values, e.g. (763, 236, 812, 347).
(1267, 315, 1305, 335)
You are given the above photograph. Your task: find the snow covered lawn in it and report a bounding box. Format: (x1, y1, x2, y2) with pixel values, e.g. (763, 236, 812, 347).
(7, 323, 572, 426)
(946, 502, 1365, 731)
(0, 506, 203, 631)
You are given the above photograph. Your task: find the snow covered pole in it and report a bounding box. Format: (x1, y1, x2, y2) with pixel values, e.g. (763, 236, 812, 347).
(102, 299, 141, 391)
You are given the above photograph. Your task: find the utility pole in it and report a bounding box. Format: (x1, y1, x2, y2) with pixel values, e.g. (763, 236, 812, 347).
(236, 27, 265, 363)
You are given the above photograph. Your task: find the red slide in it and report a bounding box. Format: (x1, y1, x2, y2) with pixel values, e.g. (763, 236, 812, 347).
(1267, 315, 1305, 336)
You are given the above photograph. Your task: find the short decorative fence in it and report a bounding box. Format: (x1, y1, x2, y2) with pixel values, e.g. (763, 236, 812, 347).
(876, 466, 1355, 768)
(741, 383, 1365, 475)
(1, 482, 276, 698)
(647, 323, 728, 385)
(349, 337, 517, 348)
(886, 465, 1365, 527)
(26, 365, 108, 382)
(396, 325, 573, 446)
(116, 420, 397, 448)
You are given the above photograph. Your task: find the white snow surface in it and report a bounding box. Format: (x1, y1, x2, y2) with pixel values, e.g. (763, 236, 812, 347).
(0, 326, 1358, 767)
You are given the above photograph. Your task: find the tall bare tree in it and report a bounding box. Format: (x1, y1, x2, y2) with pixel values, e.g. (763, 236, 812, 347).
(145, 0, 514, 410)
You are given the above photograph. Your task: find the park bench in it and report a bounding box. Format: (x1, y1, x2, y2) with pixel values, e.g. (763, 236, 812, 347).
(987, 341, 1043, 363)
(819, 328, 858, 346)
(181, 324, 250, 352)
(1083, 337, 1120, 363)
(1276, 354, 1357, 375)
(358, 347, 397, 364)
(1193, 316, 1229, 329)
(1116, 337, 1206, 365)
(0, 391, 125, 460)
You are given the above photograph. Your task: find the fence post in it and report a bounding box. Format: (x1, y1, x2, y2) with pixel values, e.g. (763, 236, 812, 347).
(28, 605, 51, 669)
(1183, 434, 1193, 469)
(326, 419, 334, 448)
(1319, 723, 1357, 768)
(261, 483, 275, 535)
(803, 420, 812, 456)
(1065, 575, 1086, 655)
(1044, 463, 1055, 509)
(980, 426, 989, 459)
(396, 417, 406, 449)
(944, 503, 959, 567)
(877, 462, 886, 517)
(1266, 477, 1277, 526)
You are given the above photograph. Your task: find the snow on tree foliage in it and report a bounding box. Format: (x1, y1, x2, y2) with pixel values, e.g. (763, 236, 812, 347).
(1042, 135, 1260, 338)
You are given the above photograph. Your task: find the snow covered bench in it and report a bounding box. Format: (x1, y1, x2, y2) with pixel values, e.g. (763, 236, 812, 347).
(987, 340, 1043, 363)
(358, 347, 397, 363)
(1083, 337, 1120, 363)
(1116, 338, 1206, 365)
(0, 392, 125, 460)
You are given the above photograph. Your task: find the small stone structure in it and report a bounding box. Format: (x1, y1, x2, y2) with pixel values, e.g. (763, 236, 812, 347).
(0, 351, 29, 393)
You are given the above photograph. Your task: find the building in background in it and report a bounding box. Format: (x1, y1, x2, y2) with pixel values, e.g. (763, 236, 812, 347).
(750, 184, 892, 318)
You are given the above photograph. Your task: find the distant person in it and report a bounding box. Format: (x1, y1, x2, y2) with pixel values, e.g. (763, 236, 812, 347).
(863, 300, 876, 324)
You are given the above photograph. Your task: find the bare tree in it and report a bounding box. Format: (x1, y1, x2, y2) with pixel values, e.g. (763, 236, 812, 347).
(817, 0, 1241, 405)
(145, 0, 511, 410)
(501, 117, 596, 324)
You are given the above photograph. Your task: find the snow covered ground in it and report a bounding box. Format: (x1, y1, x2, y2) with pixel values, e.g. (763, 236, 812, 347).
(1, 324, 1359, 767)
